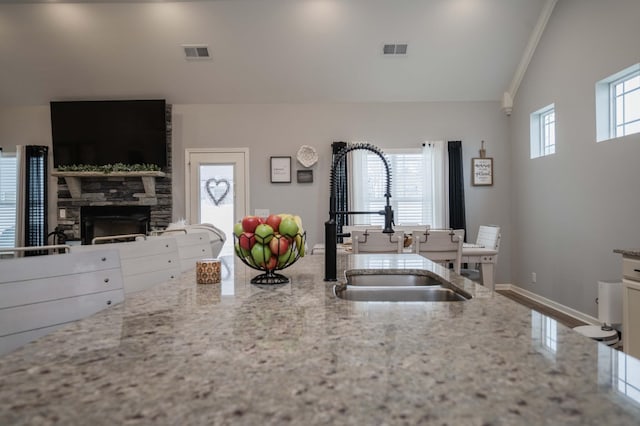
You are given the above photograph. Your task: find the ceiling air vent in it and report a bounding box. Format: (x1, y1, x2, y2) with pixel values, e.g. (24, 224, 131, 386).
(182, 44, 211, 60)
(383, 43, 408, 56)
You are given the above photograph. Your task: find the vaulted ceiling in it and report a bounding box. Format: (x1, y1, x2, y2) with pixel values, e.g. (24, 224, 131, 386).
(0, 0, 549, 106)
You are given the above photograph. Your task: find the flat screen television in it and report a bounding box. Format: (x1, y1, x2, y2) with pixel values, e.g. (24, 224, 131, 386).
(51, 99, 167, 168)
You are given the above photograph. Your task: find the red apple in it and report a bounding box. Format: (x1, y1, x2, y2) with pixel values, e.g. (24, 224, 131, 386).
(269, 235, 289, 256)
(265, 214, 282, 232)
(241, 216, 261, 233)
(264, 256, 277, 270)
(239, 232, 256, 251)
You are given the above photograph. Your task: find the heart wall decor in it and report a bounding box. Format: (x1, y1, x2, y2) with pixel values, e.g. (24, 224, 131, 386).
(205, 178, 230, 206)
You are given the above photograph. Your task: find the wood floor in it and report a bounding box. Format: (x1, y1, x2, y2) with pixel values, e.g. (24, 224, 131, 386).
(496, 289, 587, 329)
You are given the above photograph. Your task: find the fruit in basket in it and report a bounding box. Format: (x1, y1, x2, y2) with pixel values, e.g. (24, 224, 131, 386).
(241, 216, 261, 233)
(233, 222, 244, 237)
(264, 255, 277, 270)
(269, 235, 289, 255)
(265, 214, 282, 231)
(251, 243, 271, 266)
(238, 232, 256, 251)
(277, 247, 293, 267)
(235, 242, 251, 258)
(296, 236, 306, 257)
(279, 217, 299, 237)
(254, 224, 274, 244)
(236, 213, 305, 272)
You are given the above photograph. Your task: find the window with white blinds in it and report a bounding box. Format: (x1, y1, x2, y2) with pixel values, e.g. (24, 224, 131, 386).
(0, 152, 17, 247)
(350, 143, 445, 228)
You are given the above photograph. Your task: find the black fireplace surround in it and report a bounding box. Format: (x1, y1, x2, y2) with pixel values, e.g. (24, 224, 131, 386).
(81, 206, 150, 245)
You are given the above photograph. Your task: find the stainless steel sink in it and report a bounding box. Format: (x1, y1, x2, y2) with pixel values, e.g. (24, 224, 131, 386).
(333, 285, 469, 302)
(345, 271, 442, 287)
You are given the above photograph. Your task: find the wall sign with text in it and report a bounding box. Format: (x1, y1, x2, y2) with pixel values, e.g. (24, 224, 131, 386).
(472, 157, 493, 186)
(270, 156, 292, 183)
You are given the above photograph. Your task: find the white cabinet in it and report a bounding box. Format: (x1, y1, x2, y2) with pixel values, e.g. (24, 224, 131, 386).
(622, 254, 640, 359)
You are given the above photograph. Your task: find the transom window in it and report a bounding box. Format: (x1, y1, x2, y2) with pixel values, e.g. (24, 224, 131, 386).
(541, 108, 556, 156)
(596, 63, 640, 142)
(530, 104, 556, 159)
(612, 71, 640, 138)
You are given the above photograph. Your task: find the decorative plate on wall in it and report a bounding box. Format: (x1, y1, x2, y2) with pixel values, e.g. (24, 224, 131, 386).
(296, 145, 318, 168)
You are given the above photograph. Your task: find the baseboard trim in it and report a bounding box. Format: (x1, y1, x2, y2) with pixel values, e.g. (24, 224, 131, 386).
(495, 283, 599, 326)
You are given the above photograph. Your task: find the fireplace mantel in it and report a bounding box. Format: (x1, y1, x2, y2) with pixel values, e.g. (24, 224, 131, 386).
(52, 171, 166, 199)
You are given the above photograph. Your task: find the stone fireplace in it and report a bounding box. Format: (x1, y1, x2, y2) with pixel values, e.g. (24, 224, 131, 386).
(54, 105, 173, 243)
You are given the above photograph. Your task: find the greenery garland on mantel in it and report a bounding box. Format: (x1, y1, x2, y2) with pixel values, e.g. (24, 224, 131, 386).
(56, 163, 162, 173)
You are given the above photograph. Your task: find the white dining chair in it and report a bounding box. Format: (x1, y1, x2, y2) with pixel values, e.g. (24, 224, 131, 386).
(412, 228, 463, 273)
(461, 225, 501, 281)
(393, 224, 429, 234)
(351, 230, 405, 254)
(475, 225, 501, 251)
(342, 225, 382, 244)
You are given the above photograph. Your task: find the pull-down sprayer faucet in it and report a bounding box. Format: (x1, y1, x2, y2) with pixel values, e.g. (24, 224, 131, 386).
(324, 143, 395, 281)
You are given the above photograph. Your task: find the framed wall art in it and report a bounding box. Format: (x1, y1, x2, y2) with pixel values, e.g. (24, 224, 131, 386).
(270, 156, 291, 183)
(297, 169, 313, 183)
(472, 157, 493, 186)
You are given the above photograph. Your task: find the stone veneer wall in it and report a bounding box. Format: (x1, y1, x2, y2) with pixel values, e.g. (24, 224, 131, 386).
(56, 105, 173, 241)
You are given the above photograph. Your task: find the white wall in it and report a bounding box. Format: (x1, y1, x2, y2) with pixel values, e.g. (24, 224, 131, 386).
(509, 0, 640, 316)
(0, 101, 512, 283)
(172, 102, 511, 282)
(0, 106, 58, 234)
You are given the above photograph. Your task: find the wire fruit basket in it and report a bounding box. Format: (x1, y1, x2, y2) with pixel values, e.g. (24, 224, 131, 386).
(234, 232, 306, 284)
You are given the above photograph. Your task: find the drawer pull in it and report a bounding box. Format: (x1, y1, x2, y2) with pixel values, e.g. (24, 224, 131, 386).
(634, 269, 640, 273)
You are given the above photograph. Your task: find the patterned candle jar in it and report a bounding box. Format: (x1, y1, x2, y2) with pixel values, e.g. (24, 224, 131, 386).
(196, 259, 221, 284)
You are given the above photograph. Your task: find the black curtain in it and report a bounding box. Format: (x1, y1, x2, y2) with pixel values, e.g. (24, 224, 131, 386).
(24, 145, 48, 255)
(448, 141, 466, 241)
(331, 141, 348, 241)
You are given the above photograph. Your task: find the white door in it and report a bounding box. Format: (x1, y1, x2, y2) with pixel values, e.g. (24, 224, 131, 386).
(185, 148, 249, 257)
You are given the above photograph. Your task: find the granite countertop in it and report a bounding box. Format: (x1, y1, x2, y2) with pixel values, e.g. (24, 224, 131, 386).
(614, 248, 640, 257)
(2, 254, 640, 425)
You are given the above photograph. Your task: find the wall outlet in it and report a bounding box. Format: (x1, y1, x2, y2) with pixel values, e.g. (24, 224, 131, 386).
(254, 208, 270, 218)
(531, 272, 537, 283)
(59, 208, 66, 219)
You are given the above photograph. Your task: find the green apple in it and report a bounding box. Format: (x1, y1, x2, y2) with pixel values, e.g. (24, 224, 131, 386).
(254, 224, 274, 244)
(277, 247, 293, 267)
(279, 217, 299, 238)
(233, 222, 243, 237)
(251, 243, 272, 266)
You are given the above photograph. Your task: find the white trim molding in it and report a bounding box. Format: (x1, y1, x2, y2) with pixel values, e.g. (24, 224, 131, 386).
(502, 0, 558, 115)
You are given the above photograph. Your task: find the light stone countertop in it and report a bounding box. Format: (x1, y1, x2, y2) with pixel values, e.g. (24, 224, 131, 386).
(614, 248, 640, 257)
(2, 253, 640, 425)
